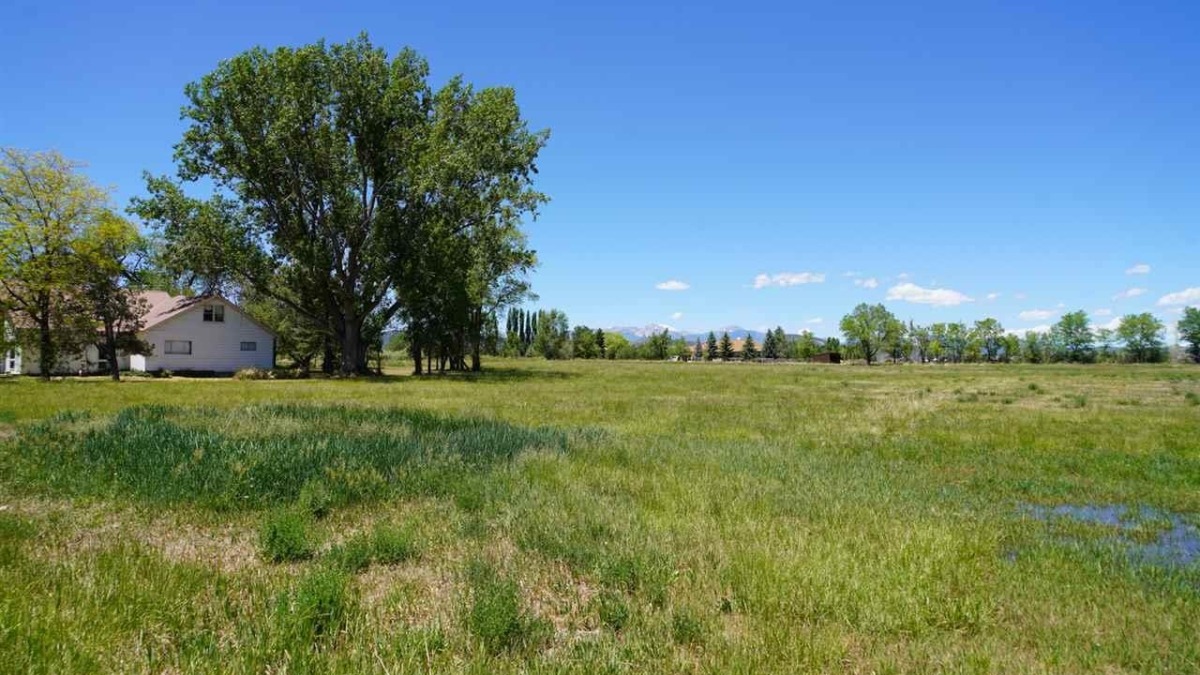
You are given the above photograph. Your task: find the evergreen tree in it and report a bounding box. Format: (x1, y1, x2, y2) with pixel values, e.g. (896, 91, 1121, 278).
(762, 330, 777, 359)
(595, 328, 606, 358)
(742, 334, 758, 360)
(772, 327, 788, 358)
(719, 332, 734, 360)
(693, 338, 703, 361)
(706, 331, 718, 361)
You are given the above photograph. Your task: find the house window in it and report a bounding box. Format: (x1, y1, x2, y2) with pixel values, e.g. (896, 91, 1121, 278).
(165, 340, 192, 355)
(203, 305, 225, 322)
(240, 341, 257, 352)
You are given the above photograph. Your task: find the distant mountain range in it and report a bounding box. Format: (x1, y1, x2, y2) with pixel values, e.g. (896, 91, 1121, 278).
(606, 325, 797, 344)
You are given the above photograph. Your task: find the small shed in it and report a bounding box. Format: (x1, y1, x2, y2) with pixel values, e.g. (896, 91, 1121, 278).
(811, 351, 841, 364)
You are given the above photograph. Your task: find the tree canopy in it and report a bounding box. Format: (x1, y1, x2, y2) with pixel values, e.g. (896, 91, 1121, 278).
(133, 35, 548, 374)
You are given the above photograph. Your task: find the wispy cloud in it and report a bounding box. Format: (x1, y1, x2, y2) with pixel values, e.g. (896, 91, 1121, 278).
(1157, 287, 1200, 306)
(752, 272, 826, 289)
(885, 282, 973, 306)
(1014, 292, 1028, 300)
(1092, 308, 1112, 317)
(655, 280, 690, 291)
(842, 271, 861, 277)
(896, 272, 911, 280)
(1097, 317, 1121, 331)
(1018, 309, 1056, 321)
(985, 292, 1001, 301)
(1125, 263, 1151, 275)
(1113, 287, 1147, 300)
(1007, 324, 1052, 336)
(805, 317, 824, 324)
(854, 277, 879, 289)
(670, 311, 684, 320)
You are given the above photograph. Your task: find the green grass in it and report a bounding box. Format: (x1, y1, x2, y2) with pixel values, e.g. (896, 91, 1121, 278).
(0, 360, 1199, 672)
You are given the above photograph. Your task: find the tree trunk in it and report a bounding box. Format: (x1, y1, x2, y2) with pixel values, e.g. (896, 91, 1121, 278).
(103, 321, 120, 382)
(321, 339, 336, 375)
(411, 343, 422, 375)
(37, 309, 52, 380)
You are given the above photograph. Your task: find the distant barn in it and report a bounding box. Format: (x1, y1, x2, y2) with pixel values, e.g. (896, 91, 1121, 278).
(811, 351, 841, 364)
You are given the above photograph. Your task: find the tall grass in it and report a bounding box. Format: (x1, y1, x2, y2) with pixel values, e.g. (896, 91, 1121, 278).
(2, 404, 571, 511)
(1, 361, 1199, 672)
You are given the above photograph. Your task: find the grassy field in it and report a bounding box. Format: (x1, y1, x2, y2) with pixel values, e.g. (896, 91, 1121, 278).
(1, 360, 1198, 673)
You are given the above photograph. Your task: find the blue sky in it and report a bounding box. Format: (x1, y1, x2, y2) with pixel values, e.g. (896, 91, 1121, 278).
(3, 0, 1198, 338)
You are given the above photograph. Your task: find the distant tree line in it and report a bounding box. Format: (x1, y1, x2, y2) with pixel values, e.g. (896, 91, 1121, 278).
(839, 302, 1199, 365)
(421, 304, 1200, 366)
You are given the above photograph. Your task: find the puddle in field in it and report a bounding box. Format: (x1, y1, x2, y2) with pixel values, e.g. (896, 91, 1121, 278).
(1021, 503, 1200, 568)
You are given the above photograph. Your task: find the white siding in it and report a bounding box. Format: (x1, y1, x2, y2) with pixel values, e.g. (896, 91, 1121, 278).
(136, 299, 274, 373)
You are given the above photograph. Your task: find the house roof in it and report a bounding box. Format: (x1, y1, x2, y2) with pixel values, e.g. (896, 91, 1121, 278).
(136, 291, 277, 337)
(138, 291, 208, 329)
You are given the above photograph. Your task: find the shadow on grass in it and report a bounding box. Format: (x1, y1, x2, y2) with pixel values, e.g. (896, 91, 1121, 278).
(1, 403, 588, 511)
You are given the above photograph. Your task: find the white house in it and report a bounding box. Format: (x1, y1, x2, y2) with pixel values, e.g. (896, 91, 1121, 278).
(2, 291, 276, 375)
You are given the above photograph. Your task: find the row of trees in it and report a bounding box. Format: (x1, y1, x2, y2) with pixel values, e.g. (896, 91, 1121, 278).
(3, 36, 550, 377)
(479, 304, 1200, 366)
(840, 302, 1200, 365)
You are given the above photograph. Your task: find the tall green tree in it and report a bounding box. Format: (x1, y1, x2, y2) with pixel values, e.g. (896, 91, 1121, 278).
(706, 331, 718, 361)
(571, 325, 597, 359)
(1050, 310, 1095, 363)
(0, 148, 107, 377)
(143, 35, 547, 374)
(719, 332, 734, 360)
(761, 330, 777, 359)
(972, 318, 1005, 362)
(1116, 313, 1165, 363)
(742, 334, 758, 360)
(839, 303, 900, 365)
(1179, 307, 1200, 363)
(595, 328, 607, 359)
(531, 309, 569, 359)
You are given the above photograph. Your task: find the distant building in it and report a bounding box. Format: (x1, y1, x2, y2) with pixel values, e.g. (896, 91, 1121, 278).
(811, 351, 841, 364)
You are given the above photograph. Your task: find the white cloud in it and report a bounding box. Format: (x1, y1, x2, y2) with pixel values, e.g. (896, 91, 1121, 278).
(1097, 317, 1121, 331)
(1125, 263, 1151, 275)
(805, 317, 824, 325)
(854, 277, 879, 289)
(1014, 292, 1028, 300)
(1006, 324, 1052, 336)
(885, 282, 973, 306)
(985, 292, 1001, 301)
(1018, 309, 1056, 321)
(842, 271, 861, 277)
(752, 272, 826, 289)
(1157, 287, 1200, 306)
(897, 272, 911, 280)
(1092, 308, 1112, 317)
(655, 280, 690, 291)
(670, 312, 683, 320)
(1113, 287, 1147, 300)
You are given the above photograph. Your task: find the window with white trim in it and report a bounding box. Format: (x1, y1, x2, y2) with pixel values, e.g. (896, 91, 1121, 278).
(165, 340, 192, 355)
(202, 305, 225, 322)
(240, 341, 257, 352)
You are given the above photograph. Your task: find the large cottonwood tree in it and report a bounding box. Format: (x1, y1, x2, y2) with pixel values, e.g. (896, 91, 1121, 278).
(145, 35, 547, 374)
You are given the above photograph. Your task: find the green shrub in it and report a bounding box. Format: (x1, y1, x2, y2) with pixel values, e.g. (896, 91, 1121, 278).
(463, 559, 546, 653)
(1185, 391, 1199, 406)
(594, 590, 630, 631)
(277, 567, 353, 643)
(298, 480, 333, 519)
(259, 509, 317, 562)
